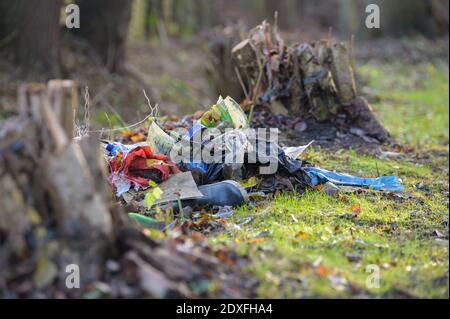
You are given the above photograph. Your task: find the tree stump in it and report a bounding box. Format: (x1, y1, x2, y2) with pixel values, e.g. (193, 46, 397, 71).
(231, 21, 392, 143)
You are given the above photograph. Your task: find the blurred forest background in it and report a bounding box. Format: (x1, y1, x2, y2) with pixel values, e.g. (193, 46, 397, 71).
(0, 0, 448, 122)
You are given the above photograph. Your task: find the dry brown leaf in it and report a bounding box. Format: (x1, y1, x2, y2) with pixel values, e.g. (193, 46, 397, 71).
(296, 231, 309, 239)
(351, 203, 362, 216)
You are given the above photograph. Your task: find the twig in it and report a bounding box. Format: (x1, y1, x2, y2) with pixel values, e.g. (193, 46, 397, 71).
(143, 89, 159, 118)
(328, 26, 333, 40)
(273, 11, 284, 50)
(104, 102, 128, 128)
(83, 86, 90, 131)
(247, 40, 266, 123)
(249, 41, 265, 100)
(143, 89, 152, 111)
(234, 67, 250, 101)
(75, 86, 92, 138)
(88, 112, 154, 133)
(104, 113, 113, 141)
(175, 193, 184, 221)
(248, 104, 255, 124)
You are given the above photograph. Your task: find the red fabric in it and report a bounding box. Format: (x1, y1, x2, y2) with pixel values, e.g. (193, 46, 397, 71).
(109, 146, 179, 187)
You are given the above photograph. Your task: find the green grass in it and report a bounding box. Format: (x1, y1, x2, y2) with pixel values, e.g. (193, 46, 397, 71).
(359, 62, 449, 147)
(207, 61, 449, 298)
(209, 155, 448, 298)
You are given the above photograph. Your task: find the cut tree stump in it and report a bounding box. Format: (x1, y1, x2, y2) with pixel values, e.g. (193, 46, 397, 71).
(47, 80, 78, 139)
(6, 81, 114, 289)
(230, 21, 392, 144)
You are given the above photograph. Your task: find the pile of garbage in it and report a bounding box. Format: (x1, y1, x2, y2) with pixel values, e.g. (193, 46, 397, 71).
(104, 94, 404, 229)
(103, 20, 405, 222)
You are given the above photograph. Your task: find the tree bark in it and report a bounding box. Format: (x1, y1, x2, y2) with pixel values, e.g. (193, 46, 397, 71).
(0, 0, 63, 77)
(76, 0, 132, 73)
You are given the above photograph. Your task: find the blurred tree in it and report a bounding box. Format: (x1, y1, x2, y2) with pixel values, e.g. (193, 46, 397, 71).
(357, 0, 445, 38)
(266, 0, 298, 30)
(128, 0, 149, 43)
(75, 0, 132, 73)
(341, 0, 360, 37)
(376, 0, 438, 37)
(161, 0, 173, 33)
(429, 0, 449, 36)
(1, 0, 447, 81)
(142, 0, 211, 40)
(0, 0, 63, 77)
(196, 0, 212, 31)
(0, 0, 136, 76)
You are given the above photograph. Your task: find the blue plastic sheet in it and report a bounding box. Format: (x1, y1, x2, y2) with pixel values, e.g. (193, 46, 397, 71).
(184, 162, 208, 172)
(185, 121, 205, 139)
(303, 167, 404, 192)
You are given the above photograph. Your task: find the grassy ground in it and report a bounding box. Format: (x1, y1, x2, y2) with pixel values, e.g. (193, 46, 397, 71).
(207, 61, 449, 298)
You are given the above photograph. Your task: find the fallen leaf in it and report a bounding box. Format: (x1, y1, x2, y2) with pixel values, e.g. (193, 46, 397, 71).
(121, 130, 132, 138)
(239, 176, 258, 188)
(316, 265, 330, 276)
(191, 231, 205, 241)
(215, 250, 235, 266)
(247, 237, 266, 245)
(313, 184, 325, 191)
(142, 228, 165, 239)
(33, 253, 57, 289)
(239, 98, 252, 112)
(131, 132, 146, 143)
(296, 231, 309, 239)
(351, 203, 362, 216)
(144, 187, 163, 208)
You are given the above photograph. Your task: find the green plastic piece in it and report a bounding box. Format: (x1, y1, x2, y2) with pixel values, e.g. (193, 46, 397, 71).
(128, 213, 160, 227)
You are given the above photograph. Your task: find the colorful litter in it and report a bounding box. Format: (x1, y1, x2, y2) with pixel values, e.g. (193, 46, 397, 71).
(108, 143, 179, 196)
(103, 96, 404, 223)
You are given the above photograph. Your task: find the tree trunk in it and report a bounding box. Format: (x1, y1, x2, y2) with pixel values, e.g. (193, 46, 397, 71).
(76, 0, 132, 73)
(0, 0, 63, 77)
(128, 0, 148, 43)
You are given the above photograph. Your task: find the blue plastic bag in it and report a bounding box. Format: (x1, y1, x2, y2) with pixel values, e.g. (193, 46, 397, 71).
(303, 167, 404, 192)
